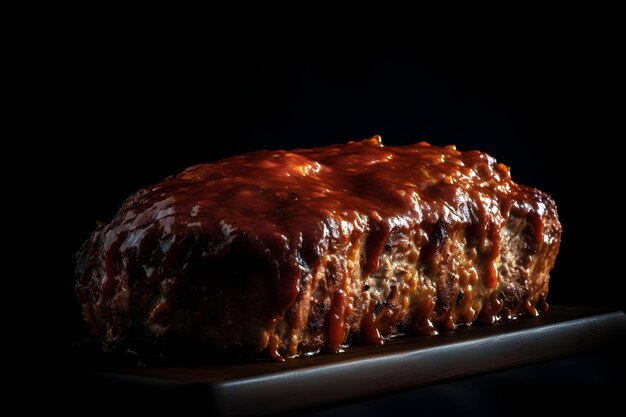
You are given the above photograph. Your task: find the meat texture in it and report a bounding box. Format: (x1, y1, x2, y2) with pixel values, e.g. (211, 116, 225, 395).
(75, 136, 561, 360)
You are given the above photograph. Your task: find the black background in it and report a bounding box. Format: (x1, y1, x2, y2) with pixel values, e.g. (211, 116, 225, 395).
(54, 22, 624, 331)
(26, 15, 624, 409)
(22, 8, 626, 386)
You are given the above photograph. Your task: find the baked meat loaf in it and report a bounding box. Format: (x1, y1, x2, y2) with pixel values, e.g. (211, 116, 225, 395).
(75, 136, 561, 360)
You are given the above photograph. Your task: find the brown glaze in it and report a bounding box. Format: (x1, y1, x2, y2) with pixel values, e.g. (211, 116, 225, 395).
(76, 136, 561, 358)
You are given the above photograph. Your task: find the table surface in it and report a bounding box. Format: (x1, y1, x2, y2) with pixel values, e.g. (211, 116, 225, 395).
(75, 306, 626, 416)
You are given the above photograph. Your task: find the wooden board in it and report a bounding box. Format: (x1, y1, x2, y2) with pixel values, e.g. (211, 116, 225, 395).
(77, 306, 626, 416)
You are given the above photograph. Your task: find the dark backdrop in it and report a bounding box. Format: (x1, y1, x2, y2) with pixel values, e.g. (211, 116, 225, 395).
(36, 22, 623, 361)
(14, 14, 622, 415)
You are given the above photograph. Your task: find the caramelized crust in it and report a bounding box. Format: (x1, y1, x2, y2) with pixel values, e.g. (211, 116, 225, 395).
(75, 136, 561, 360)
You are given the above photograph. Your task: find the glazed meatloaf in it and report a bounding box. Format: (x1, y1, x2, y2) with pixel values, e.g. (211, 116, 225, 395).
(75, 136, 561, 360)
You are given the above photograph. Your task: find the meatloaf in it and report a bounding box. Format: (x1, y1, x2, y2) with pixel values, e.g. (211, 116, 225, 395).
(75, 136, 561, 360)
